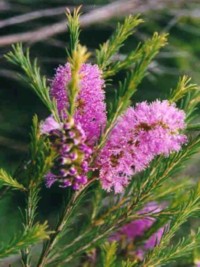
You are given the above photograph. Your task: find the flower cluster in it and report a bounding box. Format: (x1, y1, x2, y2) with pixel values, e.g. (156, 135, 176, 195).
(50, 63, 106, 146)
(97, 100, 187, 193)
(41, 61, 187, 192)
(41, 116, 91, 189)
(110, 202, 166, 260)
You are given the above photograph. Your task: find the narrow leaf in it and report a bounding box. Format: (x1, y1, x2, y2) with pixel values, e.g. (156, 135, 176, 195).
(101, 241, 117, 267)
(5, 44, 60, 122)
(0, 223, 50, 259)
(66, 6, 81, 57)
(0, 169, 25, 191)
(96, 15, 143, 70)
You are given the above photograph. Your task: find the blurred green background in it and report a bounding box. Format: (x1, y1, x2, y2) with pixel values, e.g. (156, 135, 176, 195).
(1, 1, 200, 266)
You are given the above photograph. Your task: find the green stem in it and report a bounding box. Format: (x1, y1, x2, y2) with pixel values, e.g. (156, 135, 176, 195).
(37, 179, 95, 267)
(61, 228, 115, 264)
(21, 187, 39, 267)
(37, 192, 78, 267)
(49, 211, 151, 265)
(187, 123, 200, 131)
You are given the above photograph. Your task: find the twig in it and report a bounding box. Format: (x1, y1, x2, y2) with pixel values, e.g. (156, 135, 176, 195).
(0, 5, 93, 29)
(0, 0, 189, 47)
(0, 7, 66, 29)
(0, 1, 10, 12)
(0, 69, 21, 80)
(170, 8, 200, 19)
(0, 136, 27, 152)
(0, 0, 155, 46)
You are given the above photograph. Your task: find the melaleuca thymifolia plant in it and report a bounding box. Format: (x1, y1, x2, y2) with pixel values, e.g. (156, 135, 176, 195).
(1, 7, 200, 267)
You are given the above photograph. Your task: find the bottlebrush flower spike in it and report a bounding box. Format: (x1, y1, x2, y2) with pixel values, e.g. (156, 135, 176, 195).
(50, 63, 106, 146)
(41, 116, 91, 189)
(97, 100, 187, 193)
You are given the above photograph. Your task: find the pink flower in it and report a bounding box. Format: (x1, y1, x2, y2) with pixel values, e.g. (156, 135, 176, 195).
(97, 100, 187, 193)
(110, 202, 166, 260)
(50, 63, 106, 146)
(40, 116, 61, 134)
(111, 202, 162, 240)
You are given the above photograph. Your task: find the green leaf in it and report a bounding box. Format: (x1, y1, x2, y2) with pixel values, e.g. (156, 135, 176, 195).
(66, 6, 81, 57)
(134, 136, 200, 206)
(28, 115, 56, 185)
(5, 44, 60, 122)
(68, 45, 90, 115)
(121, 259, 137, 267)
(96, 15, 143, 70)
(36, 180, 95, 267)
(0, 169, 26, 191)
(101, 241, 118, 267)
(0, 223, 50, 259)
(141, 184, 200, 267)
(104, 31, 167, 78)
(170, 75, 198, 103)
(20, 115, 53, 266)
(97, 32, 168, 151)
(187, 123, 200, 131)
(142, 232, 200, 267)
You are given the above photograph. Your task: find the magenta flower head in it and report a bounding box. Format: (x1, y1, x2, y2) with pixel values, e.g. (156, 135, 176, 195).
(41, 116, 91, 190)
(97, 100, 187, 193)
(50, 63, 106, 146)
(110, 202, 166, 260)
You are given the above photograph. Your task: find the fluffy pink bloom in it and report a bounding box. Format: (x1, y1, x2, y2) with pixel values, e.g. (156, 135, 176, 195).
(97, 100, 187, 193)
(50, 63, 106, 146)
(110, 202, 166, 260)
